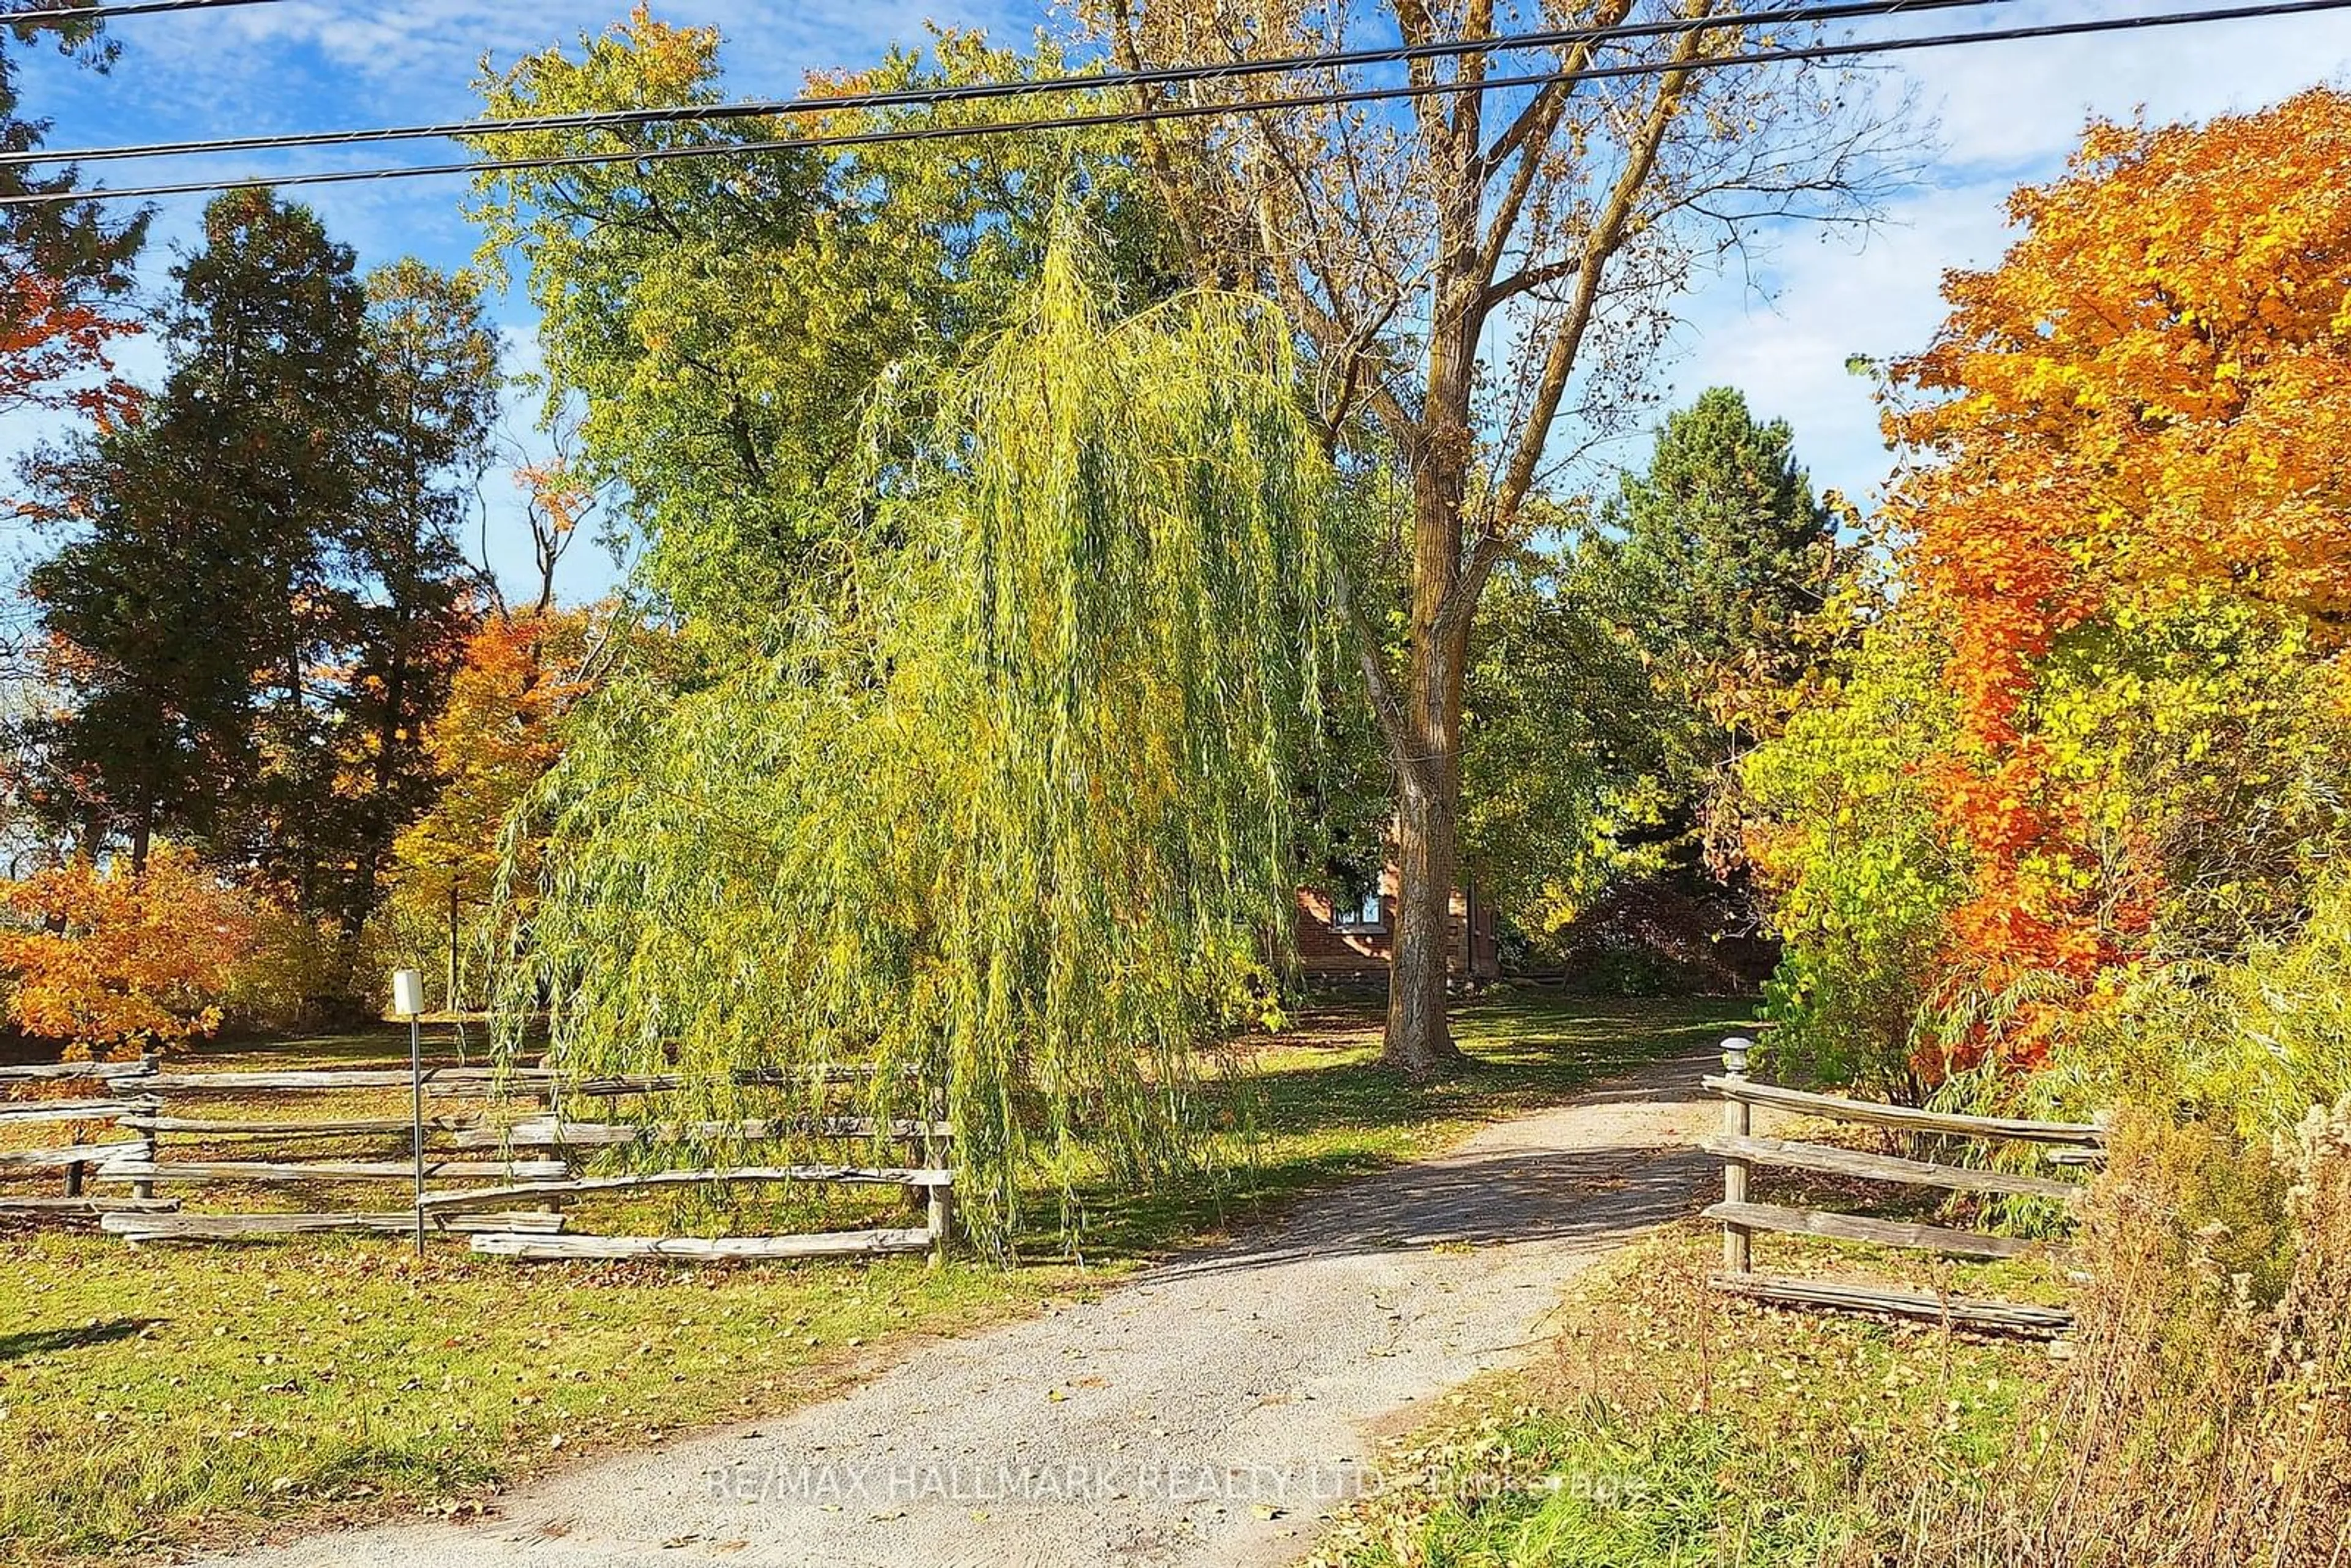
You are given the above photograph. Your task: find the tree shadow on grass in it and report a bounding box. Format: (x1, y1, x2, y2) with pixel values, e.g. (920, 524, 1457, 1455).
(1054, 996, 1757, 1263)
(1, 1317, 162, 1362)
(1152, 1141, 1716, 1280)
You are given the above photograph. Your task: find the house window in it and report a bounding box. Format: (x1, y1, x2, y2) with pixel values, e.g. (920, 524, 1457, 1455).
(1333, 891, 1384, 930)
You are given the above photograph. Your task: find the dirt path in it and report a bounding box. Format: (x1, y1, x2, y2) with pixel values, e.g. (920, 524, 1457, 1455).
(197, 1045, 1733, 1568)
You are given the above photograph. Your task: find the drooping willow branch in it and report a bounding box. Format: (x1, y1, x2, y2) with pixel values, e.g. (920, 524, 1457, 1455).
(490, 225, 1338, 1250)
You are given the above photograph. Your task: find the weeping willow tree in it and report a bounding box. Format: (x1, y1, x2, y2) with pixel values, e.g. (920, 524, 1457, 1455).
(492, 233, 1336, 1247)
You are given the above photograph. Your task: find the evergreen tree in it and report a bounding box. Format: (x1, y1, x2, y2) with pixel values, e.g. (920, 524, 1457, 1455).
(23, 192, 374, 877)
(1580, 386, 1852, 882)
(1591, 387, 1842, 689)
(18, 418, 255, 864)
(21, 197, 497, 1000)
(167, 192, 377, 915)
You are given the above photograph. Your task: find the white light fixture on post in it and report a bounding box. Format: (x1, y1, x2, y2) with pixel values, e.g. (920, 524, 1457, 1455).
(392, 969, 426, 1256)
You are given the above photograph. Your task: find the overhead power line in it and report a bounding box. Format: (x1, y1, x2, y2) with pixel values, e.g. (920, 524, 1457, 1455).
(10, 0, 2350, 208)
(4, 0, 2012, 168)
(4, 0, 277, 24)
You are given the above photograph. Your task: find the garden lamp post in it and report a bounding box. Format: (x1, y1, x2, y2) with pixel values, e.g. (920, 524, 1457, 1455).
(393, 969, 426, 1257)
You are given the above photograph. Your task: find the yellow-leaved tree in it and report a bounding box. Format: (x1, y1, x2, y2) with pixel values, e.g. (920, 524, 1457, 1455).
(389, 607, 602, 1009)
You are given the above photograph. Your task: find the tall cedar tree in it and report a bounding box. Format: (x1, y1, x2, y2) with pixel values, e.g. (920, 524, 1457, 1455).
(176, 194, 377, 918)
(1595, 388, 1837, 686)
(25, 193, 372, 873)
(22, 195, 492, 995)
(1585, 386, 1844, 869)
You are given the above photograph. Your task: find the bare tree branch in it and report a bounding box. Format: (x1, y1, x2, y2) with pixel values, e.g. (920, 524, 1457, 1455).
(1492, 22, 1710, 536)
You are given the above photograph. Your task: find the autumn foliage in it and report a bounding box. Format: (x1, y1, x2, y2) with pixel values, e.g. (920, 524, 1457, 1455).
(0, 268, 139, 419)
(0, 13, 147, 421)
(1897, 90, 2351, 1051)
(389, 609, 600, 967)
(0, 847, 260, 1056)
(1749, 89, 2351, 1082)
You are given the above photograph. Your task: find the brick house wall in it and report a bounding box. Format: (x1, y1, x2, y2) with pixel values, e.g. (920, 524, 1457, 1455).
(1294, 868, 1499, 983)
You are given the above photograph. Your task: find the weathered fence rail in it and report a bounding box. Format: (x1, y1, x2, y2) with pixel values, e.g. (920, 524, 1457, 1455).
(97, 1209, 569, 1239)
(0, 1056, 160, 1207)
(1704, 1037, 2099, 1336)
(1701, 1133, 2085, 1201)
(0, 1059, 157, 1080)
(444, 1068, 959, 1266)
(1712, 1274, 2074, 1335)
(100, 1158, 569, 1184)
(450, 1116, 951, 1149)
(470, 1228, 936, 1262)
(137, 1066, 552, 1093)
(0, 1141, 148, 1171)
(1, 1048, 958, 1265)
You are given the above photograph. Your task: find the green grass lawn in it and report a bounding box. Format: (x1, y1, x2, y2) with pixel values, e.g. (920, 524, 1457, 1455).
(0, 991, 1751, 1565)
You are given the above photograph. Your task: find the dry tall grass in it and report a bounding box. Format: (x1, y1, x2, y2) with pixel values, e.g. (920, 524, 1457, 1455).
(1892, 1103, 2351, 1567)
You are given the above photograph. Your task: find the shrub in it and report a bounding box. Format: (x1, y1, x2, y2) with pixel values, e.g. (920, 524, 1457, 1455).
(1748, 593, 2351, 1098)
(219, 898, 397, 1032)
(1984, 866, 2351, 1141)
(0, 846, 258, 1056)
(1740, 622, 1963, 1093)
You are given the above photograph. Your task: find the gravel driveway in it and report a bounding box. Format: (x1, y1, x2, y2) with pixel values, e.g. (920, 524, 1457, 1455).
(195, 1044, 1730, 1568)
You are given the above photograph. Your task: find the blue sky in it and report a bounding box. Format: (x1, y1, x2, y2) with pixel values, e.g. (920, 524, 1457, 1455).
(10, 0, 2351, 601)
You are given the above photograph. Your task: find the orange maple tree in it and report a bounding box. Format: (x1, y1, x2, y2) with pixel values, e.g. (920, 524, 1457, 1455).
(390, 608, 601, 994)
(0, 846, 260, 1057)
(1884, 87, 2351, 1060)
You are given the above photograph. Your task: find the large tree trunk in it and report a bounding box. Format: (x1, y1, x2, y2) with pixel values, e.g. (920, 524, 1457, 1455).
(1387, 746, 1461, 1074)
(1382, 591, 1471, 1072)
(1382, 329, 1477, 1073)
(1381, 166, 1484, 1076)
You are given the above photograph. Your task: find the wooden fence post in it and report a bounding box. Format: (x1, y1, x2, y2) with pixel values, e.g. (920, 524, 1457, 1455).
(130, 1052, 158, 1201)
(925, 1082, 951, 1269)
(1720, 1037, 1754, 1277)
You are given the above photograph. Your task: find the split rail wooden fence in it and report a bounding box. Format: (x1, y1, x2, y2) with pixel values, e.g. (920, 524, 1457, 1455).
(1704, 1037, 2102, 1336)
(0, 1054, 956, 1264)
(425, 1064, 955, 1264)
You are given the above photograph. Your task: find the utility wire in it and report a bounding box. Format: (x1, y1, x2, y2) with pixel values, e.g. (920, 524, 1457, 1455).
(10, 0, 2350, 207)
(4, 0, 2012, 167)
(4, 0, 277, 24)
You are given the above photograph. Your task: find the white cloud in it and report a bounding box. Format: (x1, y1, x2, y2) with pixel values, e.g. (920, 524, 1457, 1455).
(1655, 1, 2351, 509)
(12, 0, 2351, 589)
